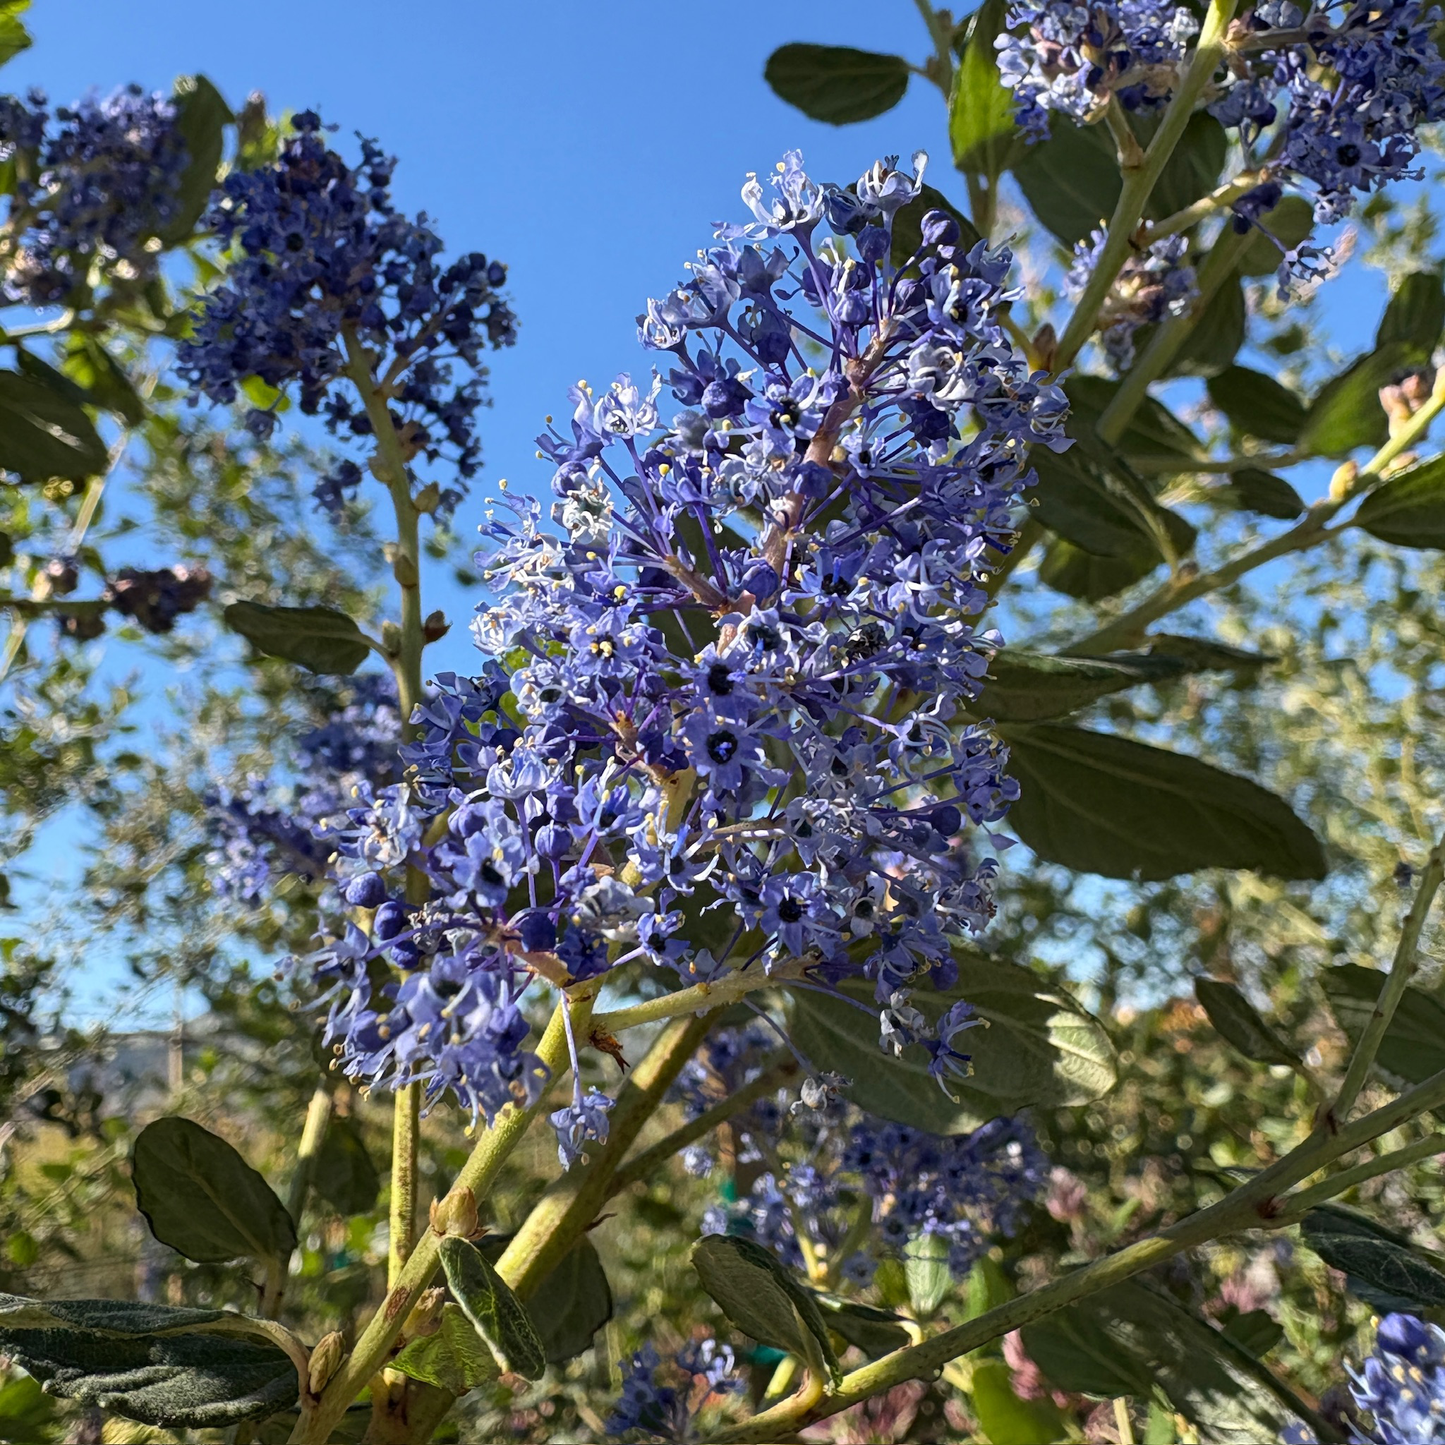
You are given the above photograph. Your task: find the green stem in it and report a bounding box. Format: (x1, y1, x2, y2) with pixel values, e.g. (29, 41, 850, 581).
(1277, 1133, 1445, 1222)
(590, 960, 808, 1035)
(286, 1087, 333, 1228)
(292, 991, 596, 1445)
(1125, 450, 1301, 475)
(1146, 169, 1268, 243)
(1070, 370, 1445, 652)
(711, 1059, 1445, 1442)
(605, 1055, 795, 1201)
(910, 0, 956, 95)
(1326, 834, 1445, 1125)
(1051, 0, 1241, 374)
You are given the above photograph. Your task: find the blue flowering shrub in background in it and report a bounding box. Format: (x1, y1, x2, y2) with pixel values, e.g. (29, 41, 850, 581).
(7, 0, 1445, 1439)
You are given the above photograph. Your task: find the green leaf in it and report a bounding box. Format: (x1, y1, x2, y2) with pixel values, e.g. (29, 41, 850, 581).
(0, 1371, 56, 1445)
(1319, 963, 1445, 1085)
(1222, 469, 1306, 521)
(1069, 374, 1205, 465)
(1012, 120, 1120, 246)
(1354, 455, 1445, 548)
(891, 183, 983, 272)
(478, 1234, 613, 1363)
(224, 601, 370, 674)
(1301, 1206, 1445, 1313)
(15, 350, 87, 407)
(1143, 111, 1228, 221)
(1144, 635, 1273, 674)
(1023, 1282, 1293, 1440)
(905, 1230, 951, 1317)
(689, 1235, 841, 1386)
(437, 1235, 545, 1380)
(1167, 273, 1246, 378)
(1206, 366, 1308, 445)
(0, 0, 30, 69)
(949, 0, 1023, 179)
(970, 1358, 1068, 1445)
(392, 1304, 497, 1395)
(1194, 979, 1302, 1068)
(61, 335, 146, 425)
(1300, 348, 1400, 458)
(1376, 268, 1445, 363)
(0, 371, 108, 482)
(813, 1296, 909, 1357)
(1217, 1307, 1283, 1358)
(787, 957, 1116, 1134)
(1037, 536, 1160, 602)
(161, 75, 231, 245)
(311, 1116, 379, 1216)
(131, 1116, 296, 1265)
(1001, 724, 1327, 881)
(980, 649, 1191, 722)
(763, 44, 910, 124)
(1238, 195, 1314, 276)
(0, 1295, 297, 1429)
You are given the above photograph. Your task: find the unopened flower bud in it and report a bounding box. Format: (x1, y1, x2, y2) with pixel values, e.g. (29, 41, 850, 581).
(422, 609, 450, 642)
(414, 482, 442, 514)
(429, 1186, 479, 1238)
(307, 1331, 345, 1396)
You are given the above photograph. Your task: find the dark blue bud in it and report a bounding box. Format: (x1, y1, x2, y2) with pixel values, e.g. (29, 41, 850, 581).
(344, 872, 388, 908)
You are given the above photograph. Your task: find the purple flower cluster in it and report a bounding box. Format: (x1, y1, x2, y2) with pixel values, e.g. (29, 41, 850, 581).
(1212, 0, 1445, 225)
(606, 1339, 741, 1441)
(0, 85, 190, 308)
(1066, 227, 1197, 371)
(1346, 1312, 1445, 1443)
(297, 150, 1066, 1152)
(178, 111, 516, 521)
(997, 0, 1199, 137)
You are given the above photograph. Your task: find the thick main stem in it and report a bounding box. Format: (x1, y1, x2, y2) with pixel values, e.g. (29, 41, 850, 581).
(1051, 0, 1241, 375)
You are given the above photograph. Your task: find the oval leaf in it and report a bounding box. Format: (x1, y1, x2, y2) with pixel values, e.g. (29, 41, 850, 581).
(1300, 348, 1400, 458)
(1206, 366, 1308, 445)
(437, 1235, 545, 1380)
(690, 1234, 840, 1385)
(131, 1116, 296, 1265)
(1354, 455, 1445, 549)
(1319, 963, 1445, 1085)
(970, 1358, 1068, 1445)
(763, 44, 909, 125)
(224, 600, 370, 675)
(814, 1296, 909, 1357)
(981, 649, 1190, 723)
(1194, 979, 1302, 1068)
(950, 0, 1023, 178)
(161, 75, 231, 245)
(1221, 468, 1306, 520)
(0, 1294, 297, 1429)
(787, 957, 1116, 1133)
(479, 1234, 613, 1363)
(905, 1230, 951, 1317)
(392, 1303, 497, 1395)
(1012, 119, 1120, 246)
(312, 1116, 379, 1217)
(1166, 272, 1246, 379)
(1376, 268, 1445, 363)
(0, 371, 108, 482)
(1001, 724, 1326, 881)
(1301, 1206, 1445, 1313)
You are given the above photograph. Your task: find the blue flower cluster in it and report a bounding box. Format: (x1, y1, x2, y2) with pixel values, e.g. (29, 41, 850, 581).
(179, 111, 517, 521)
(297, 150, 1067, 1152)
(1346, 1312, 1445, 1445)
(0, 85, 190, 308)
(1213, 0, 1445, 225)
(1066, 227, 1196, 371)
(997, 0, 1199, 137)
(206, 672, 401, 902)
(683, 1027, 1048, 1283)
(606, 1339, 741, 1442)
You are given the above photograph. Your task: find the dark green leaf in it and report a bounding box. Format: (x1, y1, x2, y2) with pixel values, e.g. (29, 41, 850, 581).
(478, 1234, 613, 1363)
(950, 0, 1023, 179)
(1222, 469, 1306, 521)
(763, 44, 910, 124)
(1300, 348, 1401, 458)
(1301, 1206, 1445, 1313)
(1354, 455, 1445, 548)
(224, 601, 370, 675)
(1238, 196, 1313, 276)
(1167, 273, 1246, 378)
(0, 372, 108, 482)
(0, 1295, 297, 1429)
(891, 183, 983, 272)
(160, 76, 231, 245)
(1206, 366, 1308, 445)
(1376, 269, 1445, 363)
(1195, 979, 1302, 1067)
(814, 1296, 909, 1357)
(311, 1117, 379, 1216)
(1319, 963, 1445, 1085)
(981, 649, 1191, 722)
(1068, 375, 1204, 466)
(1001, 724, 1327, 881)
(1144, 111, 1228, 221)
(391, 1304, 497, 1395)
(1038, 536, 1160, 602)
(62, 336, 146, 426)
(0, 0, 30, 70)
(132, 1117, 296, 1265)
(1012, 120, 1120, 246)
(690, 1235, 841, 1385)
(1023, 1282, 1293, 1441)
(1218, 1307, 1284, 1358)
(437, 1236, 545, 1380)
(1144, 635, 1274, 674)
(970, 1358, 1068, 1445)
(788, 957, 1116, 1134)
(15, 351, 87, 407)
(0, 1371, 57, 1445)
(905, 1230, 951, 1317)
